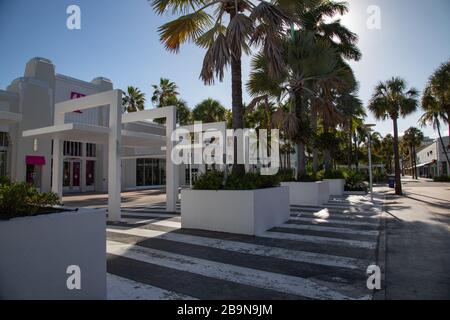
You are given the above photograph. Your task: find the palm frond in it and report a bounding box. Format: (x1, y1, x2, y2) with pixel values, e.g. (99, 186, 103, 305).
(158, 11, 212, 52)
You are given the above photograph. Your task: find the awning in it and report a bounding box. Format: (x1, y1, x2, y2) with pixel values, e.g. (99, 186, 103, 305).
(26, 155, 46, 166)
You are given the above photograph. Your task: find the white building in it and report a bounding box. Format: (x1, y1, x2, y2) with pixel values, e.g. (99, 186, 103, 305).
(0, 57, 199, 194)
(406, 137, 450, 178)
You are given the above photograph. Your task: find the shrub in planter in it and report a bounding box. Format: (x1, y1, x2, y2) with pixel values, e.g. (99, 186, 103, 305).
(276, 168, 296, 182)
(344, 171, 368, 192)
(0, 178, 61, 220)
(298, 173, 320, 182)
(318, 169, 346, 180)
(193, 170, 280, 190)
(433, 175, 450, 182)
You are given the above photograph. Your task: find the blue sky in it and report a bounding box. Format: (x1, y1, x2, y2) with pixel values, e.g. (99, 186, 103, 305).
(0, 0, 449, 138)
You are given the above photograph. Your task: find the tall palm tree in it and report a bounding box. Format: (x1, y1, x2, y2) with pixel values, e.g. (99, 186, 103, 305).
(290, 0, 361, 173)
(368, 77, 419, 195)
(192, 98, 227, 123)
(122, 86, 146, 113)
(248, 30, 353, 178)
(151, 78, 179, 108)
(336, 84, 365, 168)
(403, 127, 424, 179)
(151, 0, 291, 175)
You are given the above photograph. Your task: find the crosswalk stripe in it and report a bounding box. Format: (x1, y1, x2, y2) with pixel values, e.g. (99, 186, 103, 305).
(289, 216, 379, 228)
(279, 223, 379, 237)
(261, 231, 377, 250)
(107, 273, 196, 300)
(107, 240, 367, 300)
(107, 226, 369, 270)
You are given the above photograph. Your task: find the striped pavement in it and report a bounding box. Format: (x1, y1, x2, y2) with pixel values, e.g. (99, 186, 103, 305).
(106, 194, 382, 300)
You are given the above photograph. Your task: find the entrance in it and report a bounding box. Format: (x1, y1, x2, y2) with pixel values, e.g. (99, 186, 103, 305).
(63, 160, 81, 193)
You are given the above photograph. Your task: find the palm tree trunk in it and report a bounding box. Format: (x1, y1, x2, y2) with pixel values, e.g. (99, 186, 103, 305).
(230, 51, 245, 176)
(311, 108, 318, 173)
(323, 122, 331, 171)
(392, 117, 402, 195)
(347, 122, 353, 169)
(297, 143, 306, 178)
(409, 146, 414, 178)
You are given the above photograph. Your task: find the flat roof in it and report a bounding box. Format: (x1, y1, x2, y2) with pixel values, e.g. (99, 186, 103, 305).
(23, 123, 165, 148)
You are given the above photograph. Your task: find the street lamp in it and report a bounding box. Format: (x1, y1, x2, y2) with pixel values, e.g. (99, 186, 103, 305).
(364, 124, 376, 201)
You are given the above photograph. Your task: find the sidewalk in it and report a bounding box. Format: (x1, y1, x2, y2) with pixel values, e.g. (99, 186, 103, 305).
(378, 182, 450, 299)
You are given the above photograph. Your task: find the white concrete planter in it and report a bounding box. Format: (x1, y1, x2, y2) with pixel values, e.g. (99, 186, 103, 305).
(0, 208, 106, 300)
(323, 179, 345, 196)
(181, 187, 290, 236)
(281, 181, 330, 206)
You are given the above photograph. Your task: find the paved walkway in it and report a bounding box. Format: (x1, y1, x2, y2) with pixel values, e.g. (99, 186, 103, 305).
(381, 180, 450, 299)
(106, 194, 383, 300)
(62, 188, 168, 209)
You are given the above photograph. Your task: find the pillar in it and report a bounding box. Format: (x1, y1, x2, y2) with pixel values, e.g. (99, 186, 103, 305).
(107, 90, 122, 221)
(166, 106, 178, 212)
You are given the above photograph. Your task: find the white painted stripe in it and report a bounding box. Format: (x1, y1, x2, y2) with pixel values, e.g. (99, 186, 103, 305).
(121, 212, 179, 218)
(290, 216, 379, 228)
(107, 273, 196, 300)
(107, 240, 367, 300)
(279, 223, 379, 237)
(151, 220, 182, 228)
(262, 231, 377, 250)
(107, 226, 368, 270)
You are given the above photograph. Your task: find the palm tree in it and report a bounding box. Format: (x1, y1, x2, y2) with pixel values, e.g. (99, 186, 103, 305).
(192, 98, 227, 123)
(292, 0, 361, 61)
(336, 84, 365, 168)
(151, 78, 179, 108)
(248, 30, 353, 179)
(381, 134, 394, 174)
(122, 86, 146, 113)
(290, 0, 361, 173)
(368, 77, 419, 195)
(151, 0, 291, 175)
(422, 60, 450, 142)
(419, 100, 450, 168)
(403, 127, 424, 179)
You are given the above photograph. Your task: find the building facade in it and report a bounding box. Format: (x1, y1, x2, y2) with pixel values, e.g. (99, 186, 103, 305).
(405, 137, 450, 178)
(0, 57, 197, 194)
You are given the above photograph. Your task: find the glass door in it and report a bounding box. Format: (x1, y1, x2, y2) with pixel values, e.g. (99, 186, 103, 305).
(63, 160, 81, 193)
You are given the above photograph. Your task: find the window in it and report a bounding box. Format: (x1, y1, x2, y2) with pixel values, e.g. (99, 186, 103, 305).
(63, 141, 82, 157)
(136, 159, 166, 186)
(185, 168, 199, 185)
(0, 151, 7, 177)
(86, 143, 96, 158)
(0, 132, 8, 147)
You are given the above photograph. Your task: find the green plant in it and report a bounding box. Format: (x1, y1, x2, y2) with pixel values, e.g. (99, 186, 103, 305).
(193, 171, 280, 190)
(0, 178, 61, 220)
(433, 175, 450, 182)
(344, 170, 368, 192)
(297, 173, 320, 182)
(318, 169, 346, 180)
(192, 170, 223, 190)
(276, 169, 296, 182)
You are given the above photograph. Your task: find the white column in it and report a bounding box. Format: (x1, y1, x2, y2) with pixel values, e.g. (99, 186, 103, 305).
(81, 143, 87, 193)
(52, 139, 63, 198)
(166, 106, 178, 212)
(107, 90, 122, 221)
